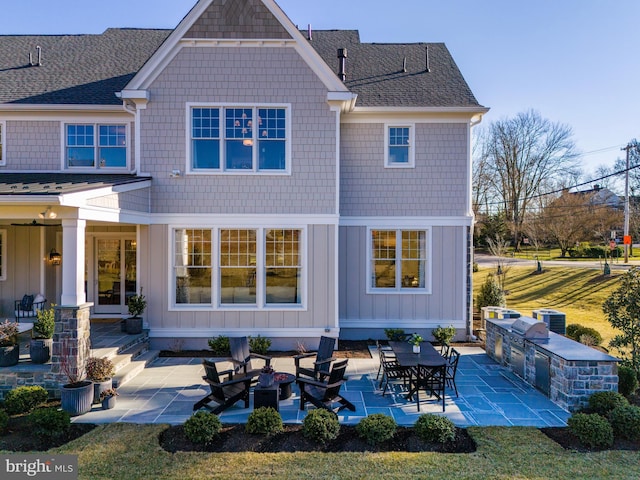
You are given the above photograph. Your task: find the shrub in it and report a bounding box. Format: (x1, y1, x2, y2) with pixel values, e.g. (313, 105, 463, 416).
(473, 262, 479, 273)
(432, 325, 456, 345)
(0, 409, 8, 434)
(246, 407, 283, 436)
(608, 405, 640, 440)
(207, 336, 230, 356)
(28, 407, 70, 440)
(356, 414, 397, 445)
(617, 365, 639, 397)
(3, 386, 48, 415)
(587, 391, 628, 416)
(86, 357, 116, 382)
(33, 306, 55, 339)
(302, 409, 340, 444)
(184, 411, 222, 445)
(475, 273, 505, 311)
(414, 414, 456, 444)
(249, 335, 271, 356)
(567, 413, 613, 448)
(565, 324, 602, 346)
(384, 328, 407, 341)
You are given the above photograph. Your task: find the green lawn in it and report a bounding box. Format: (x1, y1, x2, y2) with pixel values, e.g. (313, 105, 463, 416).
(474, 265, 623, 348)
(48, 423, 640, 479)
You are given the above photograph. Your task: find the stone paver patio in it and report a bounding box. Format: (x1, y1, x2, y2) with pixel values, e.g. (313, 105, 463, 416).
(72, 346, 570, 427)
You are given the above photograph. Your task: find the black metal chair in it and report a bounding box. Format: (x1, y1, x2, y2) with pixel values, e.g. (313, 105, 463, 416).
(193, 359, 253, 414)
(378, 345, 409, 396)
(14, 294, 46, 322)
(297, 359, 355, 413)
(229, 336, 272, 380)
(439, 343, 451, 359)
(445, 348, 460, 397)
(411, 363, 446, 412)
(294, 335, 336, 381)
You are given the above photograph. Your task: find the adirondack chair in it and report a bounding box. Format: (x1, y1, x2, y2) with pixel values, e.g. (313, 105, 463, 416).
(229, 336, 272, 379)
(294, 335, 336, 381)
(193, 359, 253, 414)
(297, 359, 355, 413)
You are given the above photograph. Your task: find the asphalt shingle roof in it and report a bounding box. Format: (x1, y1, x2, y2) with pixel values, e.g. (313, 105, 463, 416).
(0, 173, 150, 195)
(0, 29, 170, 105)
(0, 27, 482, 108)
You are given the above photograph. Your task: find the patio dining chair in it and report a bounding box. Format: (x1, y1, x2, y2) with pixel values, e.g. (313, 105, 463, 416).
(445, 348, 460, 397)
(193, 359, 253, 414)
(297, 358, 356, 413)
(411, 363, 446, 412)
(378, 345, 409, 396)
(229, 336, 272, 380)
(294, 335, 336, 381)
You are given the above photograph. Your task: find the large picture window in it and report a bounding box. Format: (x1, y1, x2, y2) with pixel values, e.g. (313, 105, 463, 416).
(172, 227, 303, 308)
(174, 229, 212, 304)
(189, 105, 288, 173)
(370, 229, 426, 291)
(65, 123, 127, 169)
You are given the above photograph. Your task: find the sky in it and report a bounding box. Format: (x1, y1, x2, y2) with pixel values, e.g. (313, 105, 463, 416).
(1, 0, 639, 186)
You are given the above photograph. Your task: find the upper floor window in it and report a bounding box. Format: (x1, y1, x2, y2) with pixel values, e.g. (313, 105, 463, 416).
(0, 121, 5, 166)
(370, 229, 427, 292)
(65, 124, 127, 169)
(189, 105, 289, 174)
(385, 125, 414, 168)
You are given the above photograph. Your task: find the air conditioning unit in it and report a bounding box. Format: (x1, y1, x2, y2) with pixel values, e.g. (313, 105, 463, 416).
(498, 309, 521, 320)
(533, 309, 566, 335)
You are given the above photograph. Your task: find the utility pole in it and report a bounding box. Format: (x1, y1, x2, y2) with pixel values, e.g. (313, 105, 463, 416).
(622, 143, 632, 263)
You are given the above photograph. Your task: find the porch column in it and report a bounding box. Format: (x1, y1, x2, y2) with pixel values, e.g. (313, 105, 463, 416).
(60, 218, 86, 306)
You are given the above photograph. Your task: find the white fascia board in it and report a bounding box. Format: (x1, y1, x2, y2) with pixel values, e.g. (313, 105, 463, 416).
(155, 213, 339, 226)
(327, 92, 358, 113)
(150, 327, 340, 338)
(352, 106, 490, 114)
(0, 197, 62, 206)
(339, 216, 473, 227)
(0, 104, 122, 113)
(118, 90, 150, 101)
(342, 108, 490, 124)
(57, 181, 151, 206)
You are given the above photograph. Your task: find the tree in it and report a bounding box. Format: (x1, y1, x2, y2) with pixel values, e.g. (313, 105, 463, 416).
(478, 110, 578, 249)
(602, 268, 640, 374)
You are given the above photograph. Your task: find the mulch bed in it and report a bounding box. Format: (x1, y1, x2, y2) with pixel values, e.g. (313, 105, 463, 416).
(159, 423, 476, 453)
(0, 401, 96, 452)
(540, 427, 640, 452)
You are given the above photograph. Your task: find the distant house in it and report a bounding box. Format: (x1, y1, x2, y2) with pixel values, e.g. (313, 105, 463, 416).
(573, 184, 622, 209)
(0, 0, 487, 349)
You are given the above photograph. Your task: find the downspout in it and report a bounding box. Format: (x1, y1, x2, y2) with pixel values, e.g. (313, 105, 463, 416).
(467, 113, 483, 341)
(121, 99, 139, 175)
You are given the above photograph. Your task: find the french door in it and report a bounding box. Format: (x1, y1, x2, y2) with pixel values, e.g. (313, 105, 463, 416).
(94, 237, 137, 314)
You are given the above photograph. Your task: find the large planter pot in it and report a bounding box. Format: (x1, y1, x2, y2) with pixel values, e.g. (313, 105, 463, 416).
(60, 381, 93, 416)
(0, 344, 19, 367)
(92, 378, 113, 404)
(102, 395, 117, 410)
(125, 317, 143, 335)
(258, 372, 275, 388)
(29, 338, 52, 364)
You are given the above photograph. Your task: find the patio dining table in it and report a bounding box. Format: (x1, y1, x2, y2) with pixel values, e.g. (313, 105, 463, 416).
(389, 341, 447, 410)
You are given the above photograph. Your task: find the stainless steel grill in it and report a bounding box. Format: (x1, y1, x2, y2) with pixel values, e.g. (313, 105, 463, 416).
(511, 316, 549, 340)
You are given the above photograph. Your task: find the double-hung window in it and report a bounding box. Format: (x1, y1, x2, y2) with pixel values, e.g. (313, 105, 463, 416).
(370, 229, 427, 292)
(385, 125, 414, 168)
(0, 121, 5, 166)
(65, 124, 127, 169)
(172, 227, 303, 307)
(190, 105, 288, 173)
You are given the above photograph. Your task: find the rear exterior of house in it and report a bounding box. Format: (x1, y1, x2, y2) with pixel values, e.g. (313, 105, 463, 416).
(0, 0, 487, 350)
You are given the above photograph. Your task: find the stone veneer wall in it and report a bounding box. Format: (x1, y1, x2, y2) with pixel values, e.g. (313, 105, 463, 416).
(486, 319, 618, 412)
(0, 304, 91, 400)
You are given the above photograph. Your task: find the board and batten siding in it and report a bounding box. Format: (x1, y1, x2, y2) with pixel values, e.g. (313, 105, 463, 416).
(142, 47, 337, 216)
(340, 122, 469, 217)
(338, 225, 465, 327)
(144, 223, 336, 336)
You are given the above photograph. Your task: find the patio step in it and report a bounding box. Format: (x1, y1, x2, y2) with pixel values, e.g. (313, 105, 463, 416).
(112, 349, 160, 389)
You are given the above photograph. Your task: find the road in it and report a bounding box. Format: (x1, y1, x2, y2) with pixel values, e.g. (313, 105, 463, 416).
(474, 253, 640, 272)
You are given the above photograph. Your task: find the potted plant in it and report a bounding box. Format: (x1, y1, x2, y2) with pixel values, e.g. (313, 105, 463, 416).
(258, 364, 275, 388)
(59, 337, 93, 416)
(86, 356, 116, 404)
(408, 333, 423, 354)
(0, 320, 20, 367)
(99, 388, 119, 410)
(30, 305, 55, 364)
(126, 288, 146, 334)
(432, 325, 456, 347)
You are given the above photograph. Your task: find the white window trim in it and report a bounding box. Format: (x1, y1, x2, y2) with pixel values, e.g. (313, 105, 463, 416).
(185, 103, 292, 176)
(384, 123, 415, 168)
(169, 225, 306, 311)
(0, 229, 6, 281)
(0, 120, 6, 166)
(60, 121, 131, 172)
(366, 226, 431, 294)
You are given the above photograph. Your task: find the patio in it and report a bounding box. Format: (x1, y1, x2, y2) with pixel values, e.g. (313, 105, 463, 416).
(71, 343, 570, 427)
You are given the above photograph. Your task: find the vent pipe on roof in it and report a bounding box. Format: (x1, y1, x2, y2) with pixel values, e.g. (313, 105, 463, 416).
(425, 46, 431, 72)
(337, 48, 347, 81)
(28, 52, 33, 66)
(307, 24, 312, 41)
(36, 46, 42, 66)
(403, 57, 407, 73)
